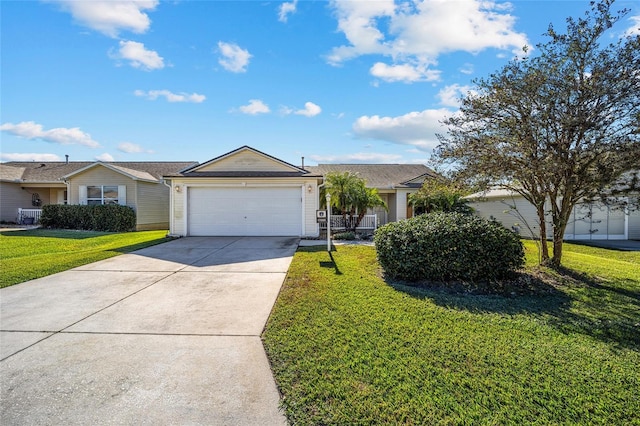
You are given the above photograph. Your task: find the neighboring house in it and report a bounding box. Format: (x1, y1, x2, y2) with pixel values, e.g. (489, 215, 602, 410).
(0, 161, 195, 230)
(306, 163, 439, 225)
(467, 188, 640, 241)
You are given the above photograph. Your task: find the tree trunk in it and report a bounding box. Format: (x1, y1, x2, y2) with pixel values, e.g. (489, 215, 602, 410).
(549, 207, 571, 267)
(348, 208, 357, 232)
(536, 204, 550, 263)
(551, 229, 564, 267)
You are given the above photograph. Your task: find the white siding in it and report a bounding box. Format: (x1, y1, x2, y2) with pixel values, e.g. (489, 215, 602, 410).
(629, 198, 640, 240)
(172, 183, 187, 236)
(304, 180, 319, 236)
(469, 196, 551, 239)
(471, 195, 633, 240)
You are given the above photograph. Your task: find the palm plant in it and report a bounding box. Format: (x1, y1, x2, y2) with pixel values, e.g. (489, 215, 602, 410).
(322, 171, 387, 231)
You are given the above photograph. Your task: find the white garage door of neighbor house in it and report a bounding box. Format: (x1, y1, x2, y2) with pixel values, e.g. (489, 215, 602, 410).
(188, 186, 303, 236)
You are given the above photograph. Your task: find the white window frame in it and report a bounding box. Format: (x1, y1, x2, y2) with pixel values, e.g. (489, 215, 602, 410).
(79, 185, 126, 206)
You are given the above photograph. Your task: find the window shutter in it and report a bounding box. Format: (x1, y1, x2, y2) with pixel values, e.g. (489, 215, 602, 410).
(79, 186, 88, 205)
(118, 185, 127, 205)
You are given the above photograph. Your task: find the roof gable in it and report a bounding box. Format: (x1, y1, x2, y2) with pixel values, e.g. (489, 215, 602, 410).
(63, 163, 159, 182)
(183, 146, 307, 174)
(401, 172, 435, 188)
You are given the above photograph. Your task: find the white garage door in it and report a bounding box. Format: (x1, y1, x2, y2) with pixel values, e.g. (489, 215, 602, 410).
(188, 186, 302, 236)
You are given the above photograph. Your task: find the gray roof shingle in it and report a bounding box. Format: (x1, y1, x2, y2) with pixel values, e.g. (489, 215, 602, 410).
(0, 161, 197, 183)
(306, 164, 438, 189)
(0, 165, 27, 182)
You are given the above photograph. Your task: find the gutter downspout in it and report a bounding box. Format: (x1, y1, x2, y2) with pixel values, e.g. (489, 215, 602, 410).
(62, 178, 70, 205)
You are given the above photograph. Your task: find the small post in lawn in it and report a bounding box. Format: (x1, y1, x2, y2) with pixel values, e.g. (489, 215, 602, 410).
(326, 193, 331, 252)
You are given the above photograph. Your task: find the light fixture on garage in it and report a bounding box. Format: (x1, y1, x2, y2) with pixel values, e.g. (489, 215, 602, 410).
(307, 184, 313, 193)
(175, 185, 182, 193)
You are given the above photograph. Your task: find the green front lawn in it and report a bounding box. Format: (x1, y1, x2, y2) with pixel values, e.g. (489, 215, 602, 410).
(0, 229, 171, 288)
(263, 241, 640, 424)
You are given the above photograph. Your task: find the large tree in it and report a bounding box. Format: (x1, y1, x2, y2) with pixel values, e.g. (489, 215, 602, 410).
(435, 0, 640, 267)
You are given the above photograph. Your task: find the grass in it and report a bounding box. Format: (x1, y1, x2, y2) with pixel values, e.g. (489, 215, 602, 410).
(263, 241, 640, 424)
(0, 229, 171, 288)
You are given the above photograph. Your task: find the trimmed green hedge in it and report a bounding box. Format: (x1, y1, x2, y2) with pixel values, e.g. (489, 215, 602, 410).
(374, 212, 524, 283)
(40, 204, 136, 232)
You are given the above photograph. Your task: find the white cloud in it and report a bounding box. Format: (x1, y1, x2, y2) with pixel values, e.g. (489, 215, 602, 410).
(328, 0, 529, 82)
(0, 121, 100, 148)
(278, 0, 298, 23)
(459, 63, 474, 75)
(625, 15, 640, 37)
(134, 89, 205, 103)
(437, 84, 473, 107)
(327, 0, 396, 64)
(112, 40, 164, 70)
(217, 41, 252, 73)
(50, 0, 158, 38)
(370, 62, 440, 83)
(237, 99, 270, 115)
(0, 153, 62, 162)
(294, 102, 322, 117)
(310, 152, 403, 164)
(117, 142, 154, 154)
(95, 153, 115, 162)
(352, 108, 451, 151)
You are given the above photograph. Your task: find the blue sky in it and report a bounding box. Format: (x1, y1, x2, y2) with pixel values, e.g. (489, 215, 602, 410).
(2, 0, 638, 167)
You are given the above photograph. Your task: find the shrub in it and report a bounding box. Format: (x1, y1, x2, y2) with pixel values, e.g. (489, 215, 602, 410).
(374, 212, 524, 283)
(40, 204, 136, 232)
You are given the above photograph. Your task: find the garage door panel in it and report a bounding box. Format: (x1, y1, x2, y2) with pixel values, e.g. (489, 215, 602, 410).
(188, 187, 302, 236)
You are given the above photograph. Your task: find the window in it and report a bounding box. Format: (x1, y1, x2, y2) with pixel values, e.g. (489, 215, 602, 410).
(81, 185, 125, 205)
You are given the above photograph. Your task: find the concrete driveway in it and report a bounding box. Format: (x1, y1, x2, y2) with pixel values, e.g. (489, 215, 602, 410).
(1, 236, 297, 425)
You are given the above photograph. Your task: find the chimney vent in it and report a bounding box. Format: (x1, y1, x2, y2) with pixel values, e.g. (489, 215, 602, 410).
(301, 156, 305, 169)
(65, 155, 69, 164)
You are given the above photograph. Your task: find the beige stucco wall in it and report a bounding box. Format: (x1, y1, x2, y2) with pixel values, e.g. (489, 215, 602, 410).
(169, 178, 319, 237)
